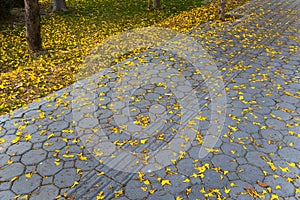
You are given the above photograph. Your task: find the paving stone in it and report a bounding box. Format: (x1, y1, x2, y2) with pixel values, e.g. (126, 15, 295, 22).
(97, 96, 111, 106)
(276, 102, 296, 111)
(23, 110, 41, 120)
(244, 112, 264, 123)
(148, 190, 175, 200)
(37, 158, 63, 176)
(54, 168, 80, 188)
(12, 155, 21, 163)
(280, 94, 299, 104)
(271, 110, 292, 121)
(0, 191, 15, 199)
(21, 149, 47, 165)
(212, 154, 238, 171)
(75, 157, 98, 171)
(202, 170, 228, 188)
(111, 196, 130, 200)
(98, 109, 113, 120)
(273, 160, 300, 178)
(260, 129, 283, 141)
(245, 151, 271, 171)
(64, 161, 75, 168)
(253, 105, 272, 115)
(264, 175, 295, 197)
(238, 122, 260, 133)
(283, 136, 300, 148)
(12, 174, 41, 194)
(42, 137, 66, 151)
(0, 154, 10, 167)
(0, 163, 25, 181)
(0, 135, 17, 153)
(172, 159, 194, 177)
(23, 124, 38, 134)
(124, 180, 148, 199)
(226, 171, 239, 181)
(0, 182, 11, 191)
(228, 180, 253, 200)
(278, 147, 300, 162)
(164, 174, 191, 195)
(231, 99, 250, 109)
(265, 118, 286, 130)
(110, 101, 125, 110)
(254, 139, 278, 154)
(32, 142, 43, 149)
(6, 142, 32, 156)
(3, 118, 23, 130)
(78, 117, 99, 129)
(220, 142, 246, 158)
(237, 164, 264, 184)
(42, 176, 53, 185)
(48, 120, 69, 132)
(30, 185, 59, 200)
(25, 166, 36, 174)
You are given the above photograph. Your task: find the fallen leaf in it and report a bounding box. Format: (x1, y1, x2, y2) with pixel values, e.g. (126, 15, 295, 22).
(244, 186, 260, 197)
(161, 179, 171, 186)
(257, 180, 269, 188)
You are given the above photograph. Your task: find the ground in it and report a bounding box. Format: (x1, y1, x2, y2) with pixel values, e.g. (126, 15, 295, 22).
(0, 0, 300, 199)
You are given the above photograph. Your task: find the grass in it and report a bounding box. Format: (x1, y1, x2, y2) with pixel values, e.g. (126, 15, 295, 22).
(0, 0, 249, 116)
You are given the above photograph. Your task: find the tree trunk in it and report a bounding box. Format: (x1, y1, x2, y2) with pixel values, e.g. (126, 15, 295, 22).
(153, 0, 161, 9)
(24, 0, 42, 52)
(52, 0, 68, 11)
(219, 0, 227, 21)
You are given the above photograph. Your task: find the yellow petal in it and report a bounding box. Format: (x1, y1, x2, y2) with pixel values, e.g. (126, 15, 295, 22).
(161, 179, 171, 186)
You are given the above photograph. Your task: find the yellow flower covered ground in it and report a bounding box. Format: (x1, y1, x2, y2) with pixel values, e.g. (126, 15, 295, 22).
(0, 0, 248, 115)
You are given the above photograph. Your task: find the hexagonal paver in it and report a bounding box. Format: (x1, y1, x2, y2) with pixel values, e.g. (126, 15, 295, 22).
(30, 185, 59, 200)
(75, 157, 98, 171)
(0, 191, 15, 199)
(54, 168, 80, 188)
(37, 158, 63, 176)
(6, 142, 32, 156)
(264, 175, 295, 197)
(124, 180, 148, 199)
(188, 184, 205, 200)
(21, 149, 47, 165)
(237, 164, 264, 184)
(79, 117, 99, 129)
(278, 147, 300, 162)
(176, 158, 196, 176)
(0, 162, 25, 181)
(12, 174, 42, 194)
(164, 174, 191, 195)
(254, 139, 278, 154)
(229, 180, 253, 199)
(42, 137, 66, 151)
(283, 136, 300, 148)
(148, 190, 175, 200)
(0, 181, 11, 190)
(212, 154, 238, 171)
(221, 142, 246, 158)
(0, 135, 17, 153)
(265, 118, 286, 130)
(202, 170, 228, 188)
(245, 151, 271, 170)
(48, 120, 69, 132)
(0, 154, 10, 167)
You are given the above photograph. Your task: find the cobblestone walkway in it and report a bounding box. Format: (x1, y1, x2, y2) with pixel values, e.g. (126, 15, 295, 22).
(1, 0, 300, 199)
